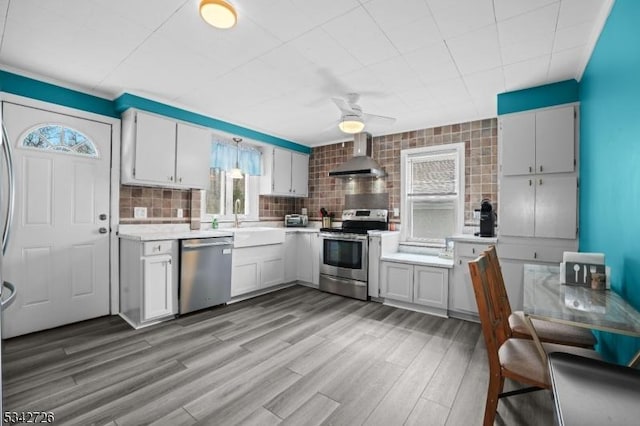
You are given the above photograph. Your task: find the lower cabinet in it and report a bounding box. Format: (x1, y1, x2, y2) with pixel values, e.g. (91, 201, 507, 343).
(449, 256, 480, 318)
(142, 254, 173, 321)
(380, 261, 448, 314)
(283, 232, 320, 285)
(120, 239, 178, 328)
(231, 244, 285, 297)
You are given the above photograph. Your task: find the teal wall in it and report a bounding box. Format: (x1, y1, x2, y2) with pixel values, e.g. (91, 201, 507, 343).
(497, 79, 579, 115)
(580, 0, 640, 363)
(0, 70, 310, 154)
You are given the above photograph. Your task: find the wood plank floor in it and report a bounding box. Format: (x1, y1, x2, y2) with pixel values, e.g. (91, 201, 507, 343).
(2, 286, 553, 425)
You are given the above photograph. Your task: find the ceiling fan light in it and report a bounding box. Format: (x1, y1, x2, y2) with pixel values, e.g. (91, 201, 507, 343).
(338, 116, 365, 134)
(199, 0, 237, 29)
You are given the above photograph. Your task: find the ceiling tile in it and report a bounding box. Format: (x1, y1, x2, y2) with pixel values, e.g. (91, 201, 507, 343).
(553, 20, 595, 52)
(91, 0, 187, 31)
(493, 0, 558, 22)
(426, 77, 471, 106)
(557, 0, 608, 29)
(380, 15, 442, 53)
(402, 41, 460, 84)
(364, 0, 432, 29)
(396, 85, 441, 110)
(366, 56, 422, 93)
(258, 44, 324, 89)
(497, 3, 560, 46)
(503, 56, 550, 91)
(548, 46, 584, 82)
(321, 7, 398, 66)
(426, 0, 495, 39)
(289, 0, 361, 26)
(242, 0, 314, 42)
(446, 25, 502, 75)
(288, 27, 362, 75)
(463, 67, 505, 100)
(501, 33, 555, 65)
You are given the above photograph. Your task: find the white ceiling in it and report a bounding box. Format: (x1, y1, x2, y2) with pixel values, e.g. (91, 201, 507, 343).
(0, 0, 612, 146)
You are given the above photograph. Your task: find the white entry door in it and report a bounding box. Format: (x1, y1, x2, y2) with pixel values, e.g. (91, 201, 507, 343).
(2, 102, 112, 338)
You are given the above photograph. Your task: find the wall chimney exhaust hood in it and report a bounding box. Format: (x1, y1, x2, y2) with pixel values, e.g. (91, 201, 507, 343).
(329, 132, 386, 178)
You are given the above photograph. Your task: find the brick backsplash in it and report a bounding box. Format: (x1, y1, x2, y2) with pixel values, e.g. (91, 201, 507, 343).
(120, 185, 193, 224)
(304, 118, 498, 224)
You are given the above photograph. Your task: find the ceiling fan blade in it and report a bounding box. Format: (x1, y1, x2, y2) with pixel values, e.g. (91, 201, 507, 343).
(363, 112, 396, 126)
(331, 97, 354, 114)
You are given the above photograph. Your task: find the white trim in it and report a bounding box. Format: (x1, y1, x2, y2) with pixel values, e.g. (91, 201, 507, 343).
(400, 143, 465, 243)
(0, 92, 122, 315)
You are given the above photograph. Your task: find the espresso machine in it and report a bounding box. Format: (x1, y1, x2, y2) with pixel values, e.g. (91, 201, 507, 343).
(478, 199, 496, 237)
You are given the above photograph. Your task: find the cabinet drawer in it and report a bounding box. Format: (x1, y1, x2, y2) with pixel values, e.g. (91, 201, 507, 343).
(496, 244, 568, 263)
(143, 240, 173, 256)
(456, 243, 492, 258)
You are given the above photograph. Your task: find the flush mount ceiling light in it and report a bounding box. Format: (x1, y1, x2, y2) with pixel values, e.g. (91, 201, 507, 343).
(229, 137, 243, 179)
(338, 114, 365, 134)
(199, 0, 237, 29)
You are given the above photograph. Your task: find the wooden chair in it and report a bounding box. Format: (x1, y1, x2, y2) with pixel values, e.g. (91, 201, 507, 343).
(484, 245, 596, 348)
(468, 254, 602, 426)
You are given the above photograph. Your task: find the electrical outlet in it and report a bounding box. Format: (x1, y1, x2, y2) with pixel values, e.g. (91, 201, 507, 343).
(393, 207, 399, 217)
(134, 207, 147, 219)
(177, 208, 183, 218)
(473, 210, 480, 220)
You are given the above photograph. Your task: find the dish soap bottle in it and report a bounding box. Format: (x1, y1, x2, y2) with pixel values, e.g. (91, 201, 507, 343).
(211, 217, 218, 229)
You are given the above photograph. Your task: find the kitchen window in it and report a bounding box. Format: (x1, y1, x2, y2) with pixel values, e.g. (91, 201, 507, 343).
(202, 138, 261, 223)
(400, 143, 465, 245)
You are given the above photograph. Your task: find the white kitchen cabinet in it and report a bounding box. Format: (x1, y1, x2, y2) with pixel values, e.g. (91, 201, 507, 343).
(284, 233, 297, 283)
(142, 255, 173, 321)
(231, 243, 285, 297)
(449, 242, 492, 319)
(500, 175, 577, 239)
(381, 261, 448, 312)
(119, 238, 178, 328)
(260, 147, 309, 197)
(296, 233, 314, 284)
(380, 261, 413, 303)
(500, 106, 575, 176)
(121, 109, 210, 189)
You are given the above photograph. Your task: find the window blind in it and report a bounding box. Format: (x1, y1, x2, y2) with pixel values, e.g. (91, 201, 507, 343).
(408, 152, 457, 196)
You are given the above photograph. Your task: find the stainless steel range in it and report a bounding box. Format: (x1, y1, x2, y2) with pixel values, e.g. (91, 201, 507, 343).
(319, 209, 388, 300)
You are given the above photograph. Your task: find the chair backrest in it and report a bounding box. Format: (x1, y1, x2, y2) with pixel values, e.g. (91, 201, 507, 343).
(484, 245, 513, 319)
(468, 254, 511, 373)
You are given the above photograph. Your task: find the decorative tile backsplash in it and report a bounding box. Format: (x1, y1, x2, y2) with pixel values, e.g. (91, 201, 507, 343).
(119, 185, 193, 224)
(303, 118, 498, 224)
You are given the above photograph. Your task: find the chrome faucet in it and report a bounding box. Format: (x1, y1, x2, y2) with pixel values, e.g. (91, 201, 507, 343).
(234, 198, 241, 228)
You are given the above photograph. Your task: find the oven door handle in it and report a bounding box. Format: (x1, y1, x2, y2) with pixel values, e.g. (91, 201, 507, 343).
(320, 234, 368, 242)
(320, 274, 367, 287)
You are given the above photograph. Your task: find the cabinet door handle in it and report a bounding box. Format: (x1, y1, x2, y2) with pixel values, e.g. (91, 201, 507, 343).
(157, 244, 162, 252)
(529, 179, 532, 186)
(540, 165, 543, 172)
(534, 252, 537, 259)
(529, 166, 532, 173)
(472, 248, 475, 254)
(169, 176, 174, 181)
(179, 177, 182, 183)
(459, 259, 462, 265)
(99, 227, 108, 234)
(539, 179, 543, 185)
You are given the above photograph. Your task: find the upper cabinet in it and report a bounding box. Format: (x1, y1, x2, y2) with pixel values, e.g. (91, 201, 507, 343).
(260, 147, 309, 197)
(499, 105, 579, 240)
(500, 106, 575, 176)
(121, 110, 210, 189)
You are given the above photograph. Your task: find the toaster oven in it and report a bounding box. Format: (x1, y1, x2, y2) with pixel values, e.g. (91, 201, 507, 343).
(284, 214, 308, 227)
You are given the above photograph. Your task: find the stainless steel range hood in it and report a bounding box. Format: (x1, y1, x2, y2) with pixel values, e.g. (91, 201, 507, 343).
(329, 132, 386, 178)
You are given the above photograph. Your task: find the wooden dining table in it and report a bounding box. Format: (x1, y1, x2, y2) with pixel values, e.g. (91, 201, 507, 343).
(522, 264, 640, 367)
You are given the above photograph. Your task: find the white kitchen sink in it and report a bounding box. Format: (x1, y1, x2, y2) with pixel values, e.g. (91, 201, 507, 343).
(230, 227, 286, 248)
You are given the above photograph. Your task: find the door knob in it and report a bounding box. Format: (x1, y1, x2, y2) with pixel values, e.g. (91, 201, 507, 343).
(99, 227, 108, 234)
(99, 214, 107, 220)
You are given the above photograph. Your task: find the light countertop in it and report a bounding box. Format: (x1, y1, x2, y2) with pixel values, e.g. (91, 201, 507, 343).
(284, 228, 320, 233)
(448, 234, 498, 244)
(380, 252, 454, 269)
(118, 229, 234, 241)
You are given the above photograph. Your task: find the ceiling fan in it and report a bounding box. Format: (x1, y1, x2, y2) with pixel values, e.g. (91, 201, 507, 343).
(332, 93, 396, 134)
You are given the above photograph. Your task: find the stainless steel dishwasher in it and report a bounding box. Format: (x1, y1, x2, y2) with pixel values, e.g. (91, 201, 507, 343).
(179, 236, 233, 314)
